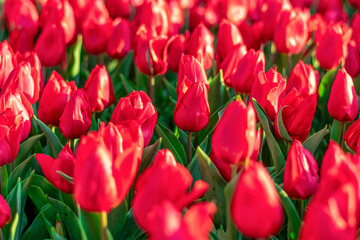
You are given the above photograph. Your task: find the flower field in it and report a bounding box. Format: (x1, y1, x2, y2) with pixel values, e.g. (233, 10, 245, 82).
(0, 0, 360, 239)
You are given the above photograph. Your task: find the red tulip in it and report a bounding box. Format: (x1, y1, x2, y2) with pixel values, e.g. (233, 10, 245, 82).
(345, 118, 360, 152)
(315, 22, 352, 69)
(275, 89, 317, 142)
(232, 49, 265, 94)
(59, 89, 92, 139)
(39, 0, 76, 44)
(167, 1, 184, 35)
(317, 0, 347, 22)
(328, 68, 358, 122)
(251, 68, 286, 121)
(351, 13, 360, 47)
(74, 121, 143, 212)
(218, 0, 248, 26)
(36, 144, 75, 193)
(134, 25, 168, 76)
(106, 0, 131, 19)
(238, 20, 263, 50)
(38, 71, 77, 126)
(231, 161, 284, 238)
(84, 65, 115, 112)
(0, 90, 33, 141)
(220, 44, 247, 87)
(106, 18, 132, 60)
(0, 195, 11, 228)
(285, 60, 319, 96)
(111, 91, 157, 147)
(345, 40, 360, 78)
(82, 19, 113, 55)
(211, 100, 257, 165)
(174, 82, 210, 132)
(284, 140, 318, 199)
(215, 19, 243, 67)
(35, 24, 66, 67)
(274, 8, 309, 55)
(185, 24, 214, 70)
(0, 40, 16, 89)
(189, 5, 219, 31)
(166, 34, 185, 73)
(133, 149, 209, 232)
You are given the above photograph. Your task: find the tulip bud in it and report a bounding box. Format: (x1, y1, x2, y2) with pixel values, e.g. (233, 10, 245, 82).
(166, 34, 185, 73)
(211, 100, 256, 165)
(328, 69, 358, 122)
(106, 18, 131, 60)
(284, 140, 318, 199)
(232, 49, 265, 94)
(134, 25, 168, 76)
(216, 19, 243, 67)
(251, 68, 286, 121)
(185, 24, 214, 70)
(315, 23, 352, 69)
(35, 24, 66, 67)
(9, 28, 34, 55)
(84, 65, 115, 112)
(286, 61, 319, 97)
(274, 8, 309, 55)
(345, 40, 360, 78)
(59, 89, 92, 139)
(36, 144, 75, 193)
(345, 118, 360, 152)
(0, 40, 16, 89)
(238, 20, 263, 50)
(82, 19, 113, 55)
(174, 81, 210, 132)
(38, 71, 77, 126)
(111, 91, 157, 147)
(0, 90, 33, 141)
(220, 44, 247, 87)
(231, 162, 284, 238)
(106, 0, 131, 19)
(133, 149, 209, 232)
(0, 195, 11, 228)
(275, 89, 317, 142)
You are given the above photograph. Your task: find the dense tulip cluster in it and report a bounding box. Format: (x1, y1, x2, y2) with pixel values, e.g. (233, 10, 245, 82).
(0, 0, 360, 239)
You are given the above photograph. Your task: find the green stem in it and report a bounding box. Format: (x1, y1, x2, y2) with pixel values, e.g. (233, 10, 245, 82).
(187, 132, 192, 165)
(100, 212, 107, 240)
(339, 121, 345, 149)
(148, 76, 155, 103)
(70, 139, 76, 153)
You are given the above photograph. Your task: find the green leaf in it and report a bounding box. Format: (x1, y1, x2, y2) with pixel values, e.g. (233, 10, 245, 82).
(196, 147, 227, 228)
(252, 98, 285, 173)
(155, 122, 186, 166)
(56, 171, 73, 184)
(14, 133, 44, 167)
(79, 208, 107, 240)
(117, 210, 144, 240)
(1, 165, 8, 197)
(318, 69, 337, 122)
(34, 116, 63, 158)
(32, 174, 61, 200)
(29, 185, 48, 211)
(224, 172, 240, 240)
(162, 77, 177, 100)
(275, 184, 301, 240)
(120, 74, 136, 94)
(208, 70, 230, 113)
(276, 106, 292, 142)
(8, 179, 21, 240)
(138, 138, 162, 176)
(7, 155, 34, 193)
(9, 213, 19, 240)
(108, 200, 128, 238)
(303, 125, 329, 155)
(69, 36, 82, 81)
(48, 197, 87, 240)
(330, 119, 344, 144)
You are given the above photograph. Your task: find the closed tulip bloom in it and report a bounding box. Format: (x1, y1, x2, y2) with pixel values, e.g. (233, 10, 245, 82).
(133, 149, 209, 232)
(0, 40, 16, 88)
(286, 60, 319, 96)
(35, 24, 66, 67)
(84, 65, 115, 112)
(185, 24, 214, 70)
(59, 89, 92, 139)
(168, 1, 184, 35)
(351, 13, 360, 47)
(216, 19, 243, 66)
(0, 195, 11, 228)
(166, 34, 185, 73)
(231, 162, 284, 238)
(345, 118, 360, 152)
(36, 144, 75, 193)
(211, 100, 256, 165)
(106, 18, 131, 60)
(134, 25, 168, 76)
(274, 8, 309, 54)
(189, 4, 219, 31)
(275, 89, 317, 142)
(111, 91, 157, 147)
(0, 90, 33, 141)
(232, 49, 265, 94)
(328, 69, 358, 122)
(9, 28, 34, 54)
(38, 71, 77, 126)
(284, 140, 318, 199)
(174, 82, 210, 132)
(82, 19, 113, 55)
(106, 0, 131, 19)
(238, 20, 263, 50)
(315, 23, 352, 69)
(251, 68, 286, 121)
(345, 40, 360, 78)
